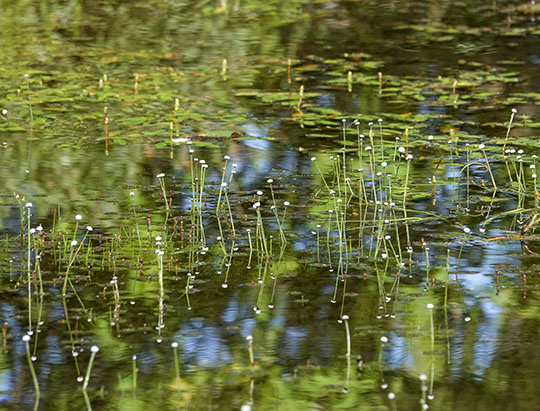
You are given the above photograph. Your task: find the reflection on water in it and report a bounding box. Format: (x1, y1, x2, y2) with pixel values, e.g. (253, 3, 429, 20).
(2, 0, 540, 410)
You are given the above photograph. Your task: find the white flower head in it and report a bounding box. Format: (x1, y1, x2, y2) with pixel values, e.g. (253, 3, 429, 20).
(156, 173, 165, 178)
(75, 214, 82, 221)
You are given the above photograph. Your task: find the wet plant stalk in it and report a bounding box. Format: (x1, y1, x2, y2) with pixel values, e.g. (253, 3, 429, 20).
(23, 335, 40, 397)
(83, 346, 99, 391)
(172, 342, 180, 380)
(246, 335, 255, 368)
(132, 355, 138, 390)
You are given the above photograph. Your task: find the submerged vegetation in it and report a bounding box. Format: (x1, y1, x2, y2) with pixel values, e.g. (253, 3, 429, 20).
(2, 0, 540, 410)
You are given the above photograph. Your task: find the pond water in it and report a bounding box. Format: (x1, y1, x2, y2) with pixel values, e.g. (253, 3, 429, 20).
(2, 1, 540, 409)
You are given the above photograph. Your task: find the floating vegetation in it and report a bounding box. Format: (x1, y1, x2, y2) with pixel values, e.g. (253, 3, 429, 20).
(2, 1, 540, 410)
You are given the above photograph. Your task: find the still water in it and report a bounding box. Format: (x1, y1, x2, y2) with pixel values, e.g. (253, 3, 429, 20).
(1, 1, 540, 410)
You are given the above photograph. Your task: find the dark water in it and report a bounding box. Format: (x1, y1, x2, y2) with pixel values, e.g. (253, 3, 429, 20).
(1, 1, 540, 410)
